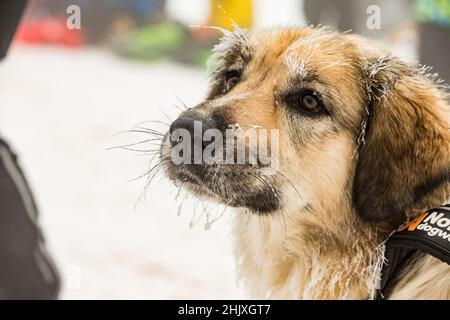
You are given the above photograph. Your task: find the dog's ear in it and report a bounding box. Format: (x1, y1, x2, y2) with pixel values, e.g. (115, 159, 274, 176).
(353, 56, 450, 223)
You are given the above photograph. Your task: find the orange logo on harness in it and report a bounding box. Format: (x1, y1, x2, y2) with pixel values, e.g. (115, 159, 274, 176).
(399, 212, 429, 231)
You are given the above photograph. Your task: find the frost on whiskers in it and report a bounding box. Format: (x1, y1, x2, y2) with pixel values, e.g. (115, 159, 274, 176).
(173, 179, 231, 231)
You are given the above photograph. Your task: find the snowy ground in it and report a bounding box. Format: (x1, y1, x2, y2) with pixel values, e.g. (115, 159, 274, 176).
(0, 46, 244, 299)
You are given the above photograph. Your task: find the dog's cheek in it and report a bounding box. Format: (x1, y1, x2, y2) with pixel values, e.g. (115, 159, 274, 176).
(280, 130, 355, 215)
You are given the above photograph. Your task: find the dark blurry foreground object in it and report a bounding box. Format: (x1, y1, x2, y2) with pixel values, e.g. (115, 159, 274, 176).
(416, 0, 450, 84)
(0, 0, 28, 58)
(0, 141, 60, 299)
(0, 0, 60, 299)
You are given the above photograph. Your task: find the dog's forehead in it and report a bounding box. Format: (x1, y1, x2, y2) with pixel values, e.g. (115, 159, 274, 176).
(261, 29, 358, 78)
(215, 28, 359, 73)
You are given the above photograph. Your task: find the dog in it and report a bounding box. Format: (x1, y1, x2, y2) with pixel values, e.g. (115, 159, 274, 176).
(160, 27, 450, 299)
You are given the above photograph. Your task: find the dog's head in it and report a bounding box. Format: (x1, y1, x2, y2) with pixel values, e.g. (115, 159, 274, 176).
(161, 27, 449, 225)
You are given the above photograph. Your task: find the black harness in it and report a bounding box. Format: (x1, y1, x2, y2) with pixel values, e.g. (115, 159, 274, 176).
(376, 204, 450, 299)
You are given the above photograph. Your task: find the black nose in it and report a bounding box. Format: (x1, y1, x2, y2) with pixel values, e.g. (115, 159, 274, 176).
(169, 114, 218, 150)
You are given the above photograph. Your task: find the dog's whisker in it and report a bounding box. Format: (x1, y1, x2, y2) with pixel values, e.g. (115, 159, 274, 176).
(114, 147, 160, 153)
(107, 139, 163, 151)
(204, 204, 229, 230)
(159, 109, 174, 123)
(170, 103, 185, 114)
(189, 185, 204, 228)
(177, 191, 189, 217)
(134, 126, 166, 135)
(128, 158, 164, 183)
(188, 24, 228, 34)
(135, 120, 170, 127)
(173, 95, 191, 111)
(118, 129, 165, 137)
(112, 126, 165, 137)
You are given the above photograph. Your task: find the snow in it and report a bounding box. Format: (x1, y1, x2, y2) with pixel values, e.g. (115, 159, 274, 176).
(0, 46, 243, 299)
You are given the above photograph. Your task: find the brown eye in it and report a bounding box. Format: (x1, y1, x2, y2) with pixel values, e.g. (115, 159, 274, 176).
(285, 89, 327, 116)
(224, 71, 241, 92)
(302, 94, 319, 110)
(298, 91, 324, 114)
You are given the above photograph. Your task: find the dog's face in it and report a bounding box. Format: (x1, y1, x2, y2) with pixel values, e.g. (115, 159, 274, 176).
(161, 27, 450, 223)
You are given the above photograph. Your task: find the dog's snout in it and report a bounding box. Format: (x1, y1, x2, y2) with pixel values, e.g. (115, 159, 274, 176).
(169, 114, 218, 149)
(169, 116, 195, 137)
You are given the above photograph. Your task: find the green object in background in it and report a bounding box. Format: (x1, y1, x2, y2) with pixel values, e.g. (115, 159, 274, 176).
(116, 23, 186, 60)
(113, 22, 214, 68)
(415, 0, 450, 26)
(195, 50, 213, 69)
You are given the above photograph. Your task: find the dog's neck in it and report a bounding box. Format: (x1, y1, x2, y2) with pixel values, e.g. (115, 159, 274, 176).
(232, 203, 389, 300)
(232, 171, 450, 300)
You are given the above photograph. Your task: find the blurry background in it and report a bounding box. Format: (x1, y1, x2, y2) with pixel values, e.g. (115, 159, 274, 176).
(0, 0, 448, 299)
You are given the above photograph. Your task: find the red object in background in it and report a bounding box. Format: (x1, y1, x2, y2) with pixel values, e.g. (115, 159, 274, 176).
(15, 17, 85, 47)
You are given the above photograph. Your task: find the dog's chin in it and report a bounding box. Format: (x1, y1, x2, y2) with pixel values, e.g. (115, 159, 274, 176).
(166, 164, 281, 214)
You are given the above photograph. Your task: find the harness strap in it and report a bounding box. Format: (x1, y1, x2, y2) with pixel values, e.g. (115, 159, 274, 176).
(377, 204, 450, 299)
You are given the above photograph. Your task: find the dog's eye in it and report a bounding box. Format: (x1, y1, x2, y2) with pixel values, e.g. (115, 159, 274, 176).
(289, 90, 326, 115)
(224, 71, 241, 92)
(302, 94, 320, 111)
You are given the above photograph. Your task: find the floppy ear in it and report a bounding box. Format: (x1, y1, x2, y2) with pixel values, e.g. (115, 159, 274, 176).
(353, 57, 450, 223)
